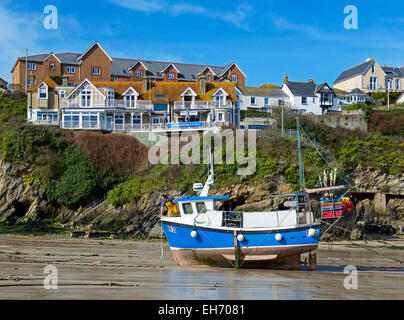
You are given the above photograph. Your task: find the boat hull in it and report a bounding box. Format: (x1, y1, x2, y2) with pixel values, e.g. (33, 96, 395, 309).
(162, 221, 320, 270)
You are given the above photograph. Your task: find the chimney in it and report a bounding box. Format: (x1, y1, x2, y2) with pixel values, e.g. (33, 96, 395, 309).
(308, 78, 314, 84)
(283, 73, 288, 84)
(366, 57, 374, 62)
(198, 76, 206, 95)
(62, 74, 68, 86)
(28, 72, 35, 89)
(142, 76, 149, 92)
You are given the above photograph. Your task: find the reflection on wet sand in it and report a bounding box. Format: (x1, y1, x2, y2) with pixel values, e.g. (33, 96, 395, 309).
(0, 235, 403, 300)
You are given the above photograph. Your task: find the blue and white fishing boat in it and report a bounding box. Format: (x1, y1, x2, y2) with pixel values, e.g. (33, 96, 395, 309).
(161, 119, 350, 270)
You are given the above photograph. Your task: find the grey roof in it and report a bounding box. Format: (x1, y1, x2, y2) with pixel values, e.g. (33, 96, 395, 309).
(315, 82, 334, 94)
(382, 66, 404, 77)
(348, 88, 365, 95)
(17, 53, 81, 65)
(286, 81, 318, 96)
(17, 50, 236, 81)
(334, 60, 374, 84)
(110, 58, 227, 81)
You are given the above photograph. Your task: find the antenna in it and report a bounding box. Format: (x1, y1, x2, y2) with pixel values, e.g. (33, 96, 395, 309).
(296, 118, 305, 190)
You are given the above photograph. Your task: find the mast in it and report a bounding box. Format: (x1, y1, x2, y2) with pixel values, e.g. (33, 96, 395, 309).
(296, 118, 305, 190)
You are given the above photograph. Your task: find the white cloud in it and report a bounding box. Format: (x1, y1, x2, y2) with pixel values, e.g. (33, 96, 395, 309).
(108, 0, 252, 30)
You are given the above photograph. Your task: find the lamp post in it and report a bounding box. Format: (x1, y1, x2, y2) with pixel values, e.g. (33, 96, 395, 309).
(387, 78, 392, 110)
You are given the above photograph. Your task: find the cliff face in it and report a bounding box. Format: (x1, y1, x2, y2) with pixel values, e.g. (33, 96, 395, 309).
(0, 160, 57, 224)
(0, 159, 403, 238)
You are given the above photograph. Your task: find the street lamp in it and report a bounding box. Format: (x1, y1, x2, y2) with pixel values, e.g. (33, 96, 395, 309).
(387, 78, 392, 110)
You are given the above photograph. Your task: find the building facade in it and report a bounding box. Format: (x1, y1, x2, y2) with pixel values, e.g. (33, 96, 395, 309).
(238, 84, 289, 112)
(282, 75, 339, 115)
(27, 76, 240, 132)
(11, 42, 246, 93)
(334, 58, 404, 93)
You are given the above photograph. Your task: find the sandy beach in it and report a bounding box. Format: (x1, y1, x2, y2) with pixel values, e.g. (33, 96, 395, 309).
(0, 234, 403, 300)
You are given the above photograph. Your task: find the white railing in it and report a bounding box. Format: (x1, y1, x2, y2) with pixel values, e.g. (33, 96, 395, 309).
(61, 121, 221, 132)
(174, 101, 233, 110)
(63, 99, 153, 110)
(31, 120, 59, 126)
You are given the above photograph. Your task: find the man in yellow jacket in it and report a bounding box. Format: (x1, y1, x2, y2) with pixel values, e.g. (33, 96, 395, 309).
(160, 195, 180, 217)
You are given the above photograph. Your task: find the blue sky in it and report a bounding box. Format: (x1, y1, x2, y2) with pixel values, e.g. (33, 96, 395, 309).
(2, 0, 404, 86)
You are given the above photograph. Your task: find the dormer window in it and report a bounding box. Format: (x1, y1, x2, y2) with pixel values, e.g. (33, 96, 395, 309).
(206, 75, 211, 81)
(50, 62, 55, 70)
(167, 72, 175, 80)
(232, 74, 238, 83)
(39, 85, 48, 99)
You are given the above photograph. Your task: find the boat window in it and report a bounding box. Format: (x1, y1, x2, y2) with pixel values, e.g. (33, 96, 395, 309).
(196, 202, 207, 214)
(182, 203, 194, 215)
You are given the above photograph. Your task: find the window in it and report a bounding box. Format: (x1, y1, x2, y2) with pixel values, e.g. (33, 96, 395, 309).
(206, 75, 211, 81)
(27, 62, 36, 70)
(302, 96, 307, 105)
(125, 95, 136, 108)
(37, 112, 57, 122)
(59, 90, 66, 98)
(115, 114, 124, 125)
(396, 79, 400, 90)
(39, 86, 47, 99)
(228, 113, 233, 123)
(152, 117, 160, 124)
(49, 62, 55, 70)
(251, 96, 256, 105)
(370, 77, 377, 90)
(278, 99, 285, 106)
(92, 67, 101, 75)
(264, 97, 269, 106)
(167, 72, 175, 79)
(68, 81, 75, 86)
(232, 74, 237, 83)
(112, 75, 118, 81)
(81, 90, 91, 107)
(153, 103, 168, 113)
(371, 65, 376, 73)
(217, 112, 224, 122)
(132, 115, 141, 124)
(387, 78, 393, 90)
(182, 203, 194, 215)
(66, 66, 75, 73)
(135, 70, 143, 77)
(196, 202, 207, 214)
(313, 97, 316, 103)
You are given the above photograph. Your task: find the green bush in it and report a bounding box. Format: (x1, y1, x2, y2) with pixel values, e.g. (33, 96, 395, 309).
(46, 144, 123, 206)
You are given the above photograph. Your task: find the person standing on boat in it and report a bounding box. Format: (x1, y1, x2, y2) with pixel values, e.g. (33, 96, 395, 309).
(160, 195, 180, 217)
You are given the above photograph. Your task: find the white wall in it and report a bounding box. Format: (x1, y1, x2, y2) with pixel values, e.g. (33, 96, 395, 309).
(239, 94, 288, 111)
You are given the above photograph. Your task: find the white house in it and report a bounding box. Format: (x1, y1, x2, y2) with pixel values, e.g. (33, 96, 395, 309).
(282, 75, 339, 115)
(238, 84, 289, 112)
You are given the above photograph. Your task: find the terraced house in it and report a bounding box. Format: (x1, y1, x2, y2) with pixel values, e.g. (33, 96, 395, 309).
(11, 41, 246, 92)
(27, 75, 240, 132)
(334, 57, 404, 93)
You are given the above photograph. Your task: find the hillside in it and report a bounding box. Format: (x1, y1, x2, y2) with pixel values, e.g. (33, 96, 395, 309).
(0, 92, 403, 239)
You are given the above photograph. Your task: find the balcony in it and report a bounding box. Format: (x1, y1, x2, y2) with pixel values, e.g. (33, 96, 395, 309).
(61, 120, 224, 132)
(174, 101, 233, 110)
(62, 99, 153, 110)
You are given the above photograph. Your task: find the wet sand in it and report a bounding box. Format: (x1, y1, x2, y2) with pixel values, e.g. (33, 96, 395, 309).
(0, 234, 403, 300)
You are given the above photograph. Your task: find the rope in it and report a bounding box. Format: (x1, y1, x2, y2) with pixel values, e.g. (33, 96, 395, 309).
(320, 220, 404, 265)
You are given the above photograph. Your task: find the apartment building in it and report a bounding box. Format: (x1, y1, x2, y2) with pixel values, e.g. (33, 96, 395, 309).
(27, 76, 240, 132)
(333, 58, 404, 93)
(11, 42, 246, 92)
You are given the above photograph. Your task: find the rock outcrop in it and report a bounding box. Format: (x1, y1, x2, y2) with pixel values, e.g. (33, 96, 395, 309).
(0, 158, 403, 239)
